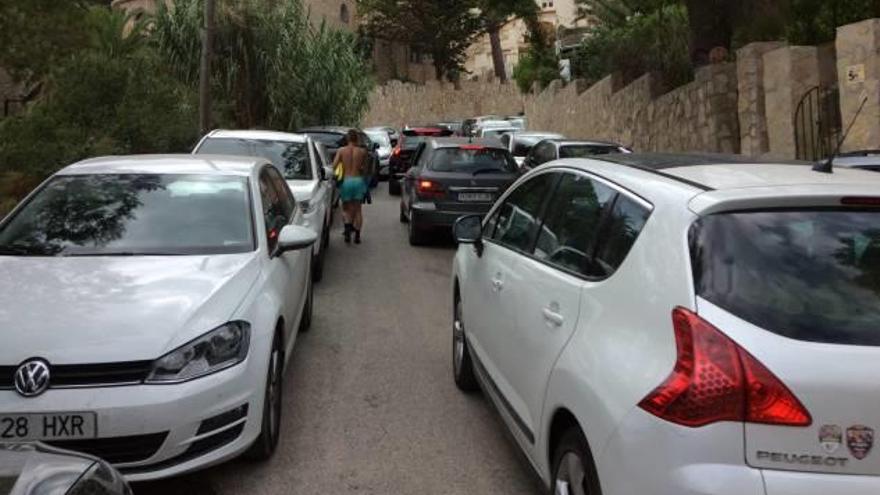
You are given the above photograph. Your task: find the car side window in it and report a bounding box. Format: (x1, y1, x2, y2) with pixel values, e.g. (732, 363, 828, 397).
(531, 142, 551, 166)
(534, 173, 616, 277)
(259, 169, 289, 252)
(266, 166, 296, 219)
(594, 196, 651, 275)
(488, 172, 559, 252)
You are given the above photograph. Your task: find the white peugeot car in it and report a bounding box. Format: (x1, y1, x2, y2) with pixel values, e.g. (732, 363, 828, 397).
(0, 155, 317, 481)
(451, 154, 880, 495)
(193, 130, 334, 281)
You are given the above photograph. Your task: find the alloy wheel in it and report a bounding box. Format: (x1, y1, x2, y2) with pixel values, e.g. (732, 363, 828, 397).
(555, 452, 589, 495)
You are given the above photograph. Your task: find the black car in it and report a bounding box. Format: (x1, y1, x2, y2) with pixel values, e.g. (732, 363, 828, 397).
(0, 443, 131, 495)
(523, 139, 631, 170)
(297, 126, 381, 186)
(400, 138, 520, 245)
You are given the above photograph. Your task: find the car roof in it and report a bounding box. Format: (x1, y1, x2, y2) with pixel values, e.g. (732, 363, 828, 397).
(430, 138, 508, 150)
(59, 154, 266, 177)
(545, 138, 626, 148)
(298, 126, 352, 134)
(206, 129, 308, 143)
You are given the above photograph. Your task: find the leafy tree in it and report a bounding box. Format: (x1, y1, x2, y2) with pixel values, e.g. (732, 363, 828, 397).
(0, 8, 199, 180)
(785, 0, 880, 45)
(358, 0, 482, 80)
(474, 0, 540, 82)
(155, 0, 373, 128)
(0, 0, 111, 83)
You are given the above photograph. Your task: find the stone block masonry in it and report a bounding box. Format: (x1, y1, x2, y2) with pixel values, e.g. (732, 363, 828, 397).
(837, 19, 880, 152)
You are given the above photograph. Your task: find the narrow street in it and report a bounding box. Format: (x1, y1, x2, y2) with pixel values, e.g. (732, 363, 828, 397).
(134, 186, 542, 495)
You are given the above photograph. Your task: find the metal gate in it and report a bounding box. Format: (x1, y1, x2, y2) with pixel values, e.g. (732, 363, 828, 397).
(795, 86, 842, 161)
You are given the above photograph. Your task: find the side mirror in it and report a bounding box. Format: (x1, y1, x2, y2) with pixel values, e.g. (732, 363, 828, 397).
(453, 215, 484, 256)
(275, 225, 318, 255)
(372, 142, 380, 151)
(323, 166, 334, 181)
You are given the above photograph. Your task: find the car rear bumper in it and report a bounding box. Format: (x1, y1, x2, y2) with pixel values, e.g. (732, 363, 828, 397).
(0, 354, 267, 482)
(597, 408, 765, 495)
(411, 203, 491, 228)
(762, 469, 880, 495)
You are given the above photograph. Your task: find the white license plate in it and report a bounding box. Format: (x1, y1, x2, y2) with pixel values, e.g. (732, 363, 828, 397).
(458, 193, 493, 202)
(0, 413, 97, 441)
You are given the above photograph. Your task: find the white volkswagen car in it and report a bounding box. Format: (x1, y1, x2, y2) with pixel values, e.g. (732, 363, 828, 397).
(451, 154, 880, 495)
(193, 130, 334, 281)
(0, 155, 317, 481)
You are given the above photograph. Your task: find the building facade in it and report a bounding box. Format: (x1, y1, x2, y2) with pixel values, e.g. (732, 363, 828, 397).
(464, 0, 594, 80)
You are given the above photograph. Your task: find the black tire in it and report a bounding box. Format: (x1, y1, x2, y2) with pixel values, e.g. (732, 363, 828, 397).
(452, 293, 479, 392)
(245, 332, 283, 461)
(408, 210, 426, 246)
(389, 179, 401, 196)
(312, 251, 324, 283)
(298, 275, 313, 333)
(550, 428, 602, 495)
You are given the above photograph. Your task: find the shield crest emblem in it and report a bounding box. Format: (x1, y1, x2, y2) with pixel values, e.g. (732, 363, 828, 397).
(847, 425, 875, 460)
(819, 425, 842, 454)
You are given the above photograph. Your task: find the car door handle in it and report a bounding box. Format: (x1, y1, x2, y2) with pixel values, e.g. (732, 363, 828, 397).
(542, 307, 564, 327)
(491, 278, 504, 292)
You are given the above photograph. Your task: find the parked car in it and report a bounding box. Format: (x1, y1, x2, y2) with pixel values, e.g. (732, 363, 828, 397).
(451, 153, 880, 495)
(0, 443, 132, 495)
(478, 125, 520, 140)
(523, 138, 631, 170)
(830, 150, 880, 171)
(298, 126, 381, 187)
(505, 115, 528, 130)
(462, 116, 502, 137)
(193, 130, 334, 282)
(365, 128, 394, 180)
(389, 128, 454, 196)
(400, 138, 520, 245)
(499, 132, 565, 167)
(0, 155, 318, 481)
(365, 126, 400, 147)
(436, 121, 464, 136)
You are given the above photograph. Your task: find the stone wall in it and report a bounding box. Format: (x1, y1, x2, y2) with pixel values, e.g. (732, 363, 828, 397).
(837, 18, 880, 152)
(363, 80, 526, 128)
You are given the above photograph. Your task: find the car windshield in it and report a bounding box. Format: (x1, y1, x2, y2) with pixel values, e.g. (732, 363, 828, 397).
(429, 147, 517, 173)
(0, 174, 254, 257)
(197, 138, 313, 180)
(691, 208, 880, 346)
(366, 131, 391, 147)
(559, 145, 623, 158)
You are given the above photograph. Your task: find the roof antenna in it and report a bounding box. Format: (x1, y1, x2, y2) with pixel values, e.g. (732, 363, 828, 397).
(814, 95, 868, 174)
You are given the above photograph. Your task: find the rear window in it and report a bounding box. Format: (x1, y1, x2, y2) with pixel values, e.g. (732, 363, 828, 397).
(197, 138, 313, 181)
(429, 147, 517, 173)
(559, 145, 623, 158)
(691, 209, 880, 346)
(304, 132, 344, 147)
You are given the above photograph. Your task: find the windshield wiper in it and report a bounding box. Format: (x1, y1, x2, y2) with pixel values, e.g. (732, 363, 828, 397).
(472, 168, 507, 176)
(0, 245, 51, 256)
(61, 251, 188, 257)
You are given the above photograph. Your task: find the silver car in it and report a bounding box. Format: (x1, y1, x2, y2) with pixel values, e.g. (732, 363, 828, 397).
(0, 443, 131, 495)
(365, 128, 394, 179)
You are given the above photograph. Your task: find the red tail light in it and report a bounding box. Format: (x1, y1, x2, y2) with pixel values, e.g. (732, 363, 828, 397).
(639, 307, 811, 428)
(392, 147, 401, 157)
(417, 180, 445, 199)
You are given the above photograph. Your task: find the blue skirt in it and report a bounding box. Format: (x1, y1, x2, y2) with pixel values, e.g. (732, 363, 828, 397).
(340, 177, 367, 202)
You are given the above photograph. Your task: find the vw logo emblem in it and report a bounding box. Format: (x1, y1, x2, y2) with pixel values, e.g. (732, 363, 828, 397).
(14, 359, 50, 397)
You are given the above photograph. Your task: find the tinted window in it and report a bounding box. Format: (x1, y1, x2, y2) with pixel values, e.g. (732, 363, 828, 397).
(534, 174, 615, 276)
(402, 137, 428, 151)
(559, 145, 623, 158)
(533, 142, 557, 165)
(489, 173, 558, 252)
(594, 196, 650, 274)
(513, 137, 544, 158)
(429, 147, 517, 173)
(691, 209, 880, 346)
(265, 167, 296, 218)
(197, 138, 313, 180)
(0, 174, 253, 256)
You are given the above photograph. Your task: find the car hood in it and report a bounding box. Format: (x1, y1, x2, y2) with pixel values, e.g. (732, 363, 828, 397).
(287, 180, 319, 203)
(0, 253, 261, 364)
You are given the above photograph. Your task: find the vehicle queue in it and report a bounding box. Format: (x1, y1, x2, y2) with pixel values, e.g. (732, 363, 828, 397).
(1, 115, 880, 495)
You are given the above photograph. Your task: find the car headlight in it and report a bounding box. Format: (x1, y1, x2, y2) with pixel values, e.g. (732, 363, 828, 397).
(67, 460, 133, 495)
(146, 321, 250, 383)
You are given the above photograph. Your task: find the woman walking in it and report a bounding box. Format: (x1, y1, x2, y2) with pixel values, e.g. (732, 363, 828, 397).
(333, 129, 369, 244)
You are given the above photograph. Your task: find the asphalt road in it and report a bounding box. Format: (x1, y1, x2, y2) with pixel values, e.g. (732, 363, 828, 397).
(134, 186, 542, 495)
